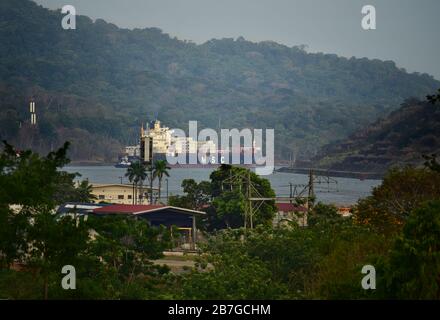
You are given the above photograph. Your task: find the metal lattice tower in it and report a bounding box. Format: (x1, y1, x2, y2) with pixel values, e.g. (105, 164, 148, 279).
(222, 170, 309, 229)
(222, 169, 338, 229)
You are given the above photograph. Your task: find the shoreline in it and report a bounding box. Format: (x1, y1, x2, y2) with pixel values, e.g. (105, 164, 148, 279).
(68, 161, 115, 167)
(276, 167, 384, 180)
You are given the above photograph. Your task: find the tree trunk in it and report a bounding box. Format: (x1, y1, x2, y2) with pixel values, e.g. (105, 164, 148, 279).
(135, 182, 138, 204)
(139, 181, 143, 204)
(158, 178, 162, 202)
(132, 182, 135, 205)
(44, 274, 48, 300)
(150, 171, 154, 204)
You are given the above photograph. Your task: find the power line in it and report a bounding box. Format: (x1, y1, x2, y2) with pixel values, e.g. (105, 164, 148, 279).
(221, 169, 339, 229)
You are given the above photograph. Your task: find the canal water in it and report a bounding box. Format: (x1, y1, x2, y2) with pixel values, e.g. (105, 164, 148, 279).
(63, 166, 382, 206)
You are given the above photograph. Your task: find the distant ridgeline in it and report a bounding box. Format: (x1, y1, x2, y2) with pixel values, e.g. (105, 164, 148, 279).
(313, 98, 440, 173)
(0, 0, 439, 162)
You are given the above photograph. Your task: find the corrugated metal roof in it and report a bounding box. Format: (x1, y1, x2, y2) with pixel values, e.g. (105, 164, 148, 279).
(93, 204, 206, 215)
(93, 204, 165, 214)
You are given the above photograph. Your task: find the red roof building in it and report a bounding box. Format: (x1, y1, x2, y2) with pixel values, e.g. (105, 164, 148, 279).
(275, 203, 307, 213)
(92, 204, 205, 228)
(93, 204, 205, 215)
(93, 204, 166, 214)
(274, 203, 308, 227)
(92, 204, 206, 250)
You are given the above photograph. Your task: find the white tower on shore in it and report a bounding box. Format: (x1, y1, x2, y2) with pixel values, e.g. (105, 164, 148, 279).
(30, 100, 36, 125)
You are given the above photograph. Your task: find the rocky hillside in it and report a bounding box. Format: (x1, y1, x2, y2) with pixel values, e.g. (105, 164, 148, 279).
(313, 98, 440, 173)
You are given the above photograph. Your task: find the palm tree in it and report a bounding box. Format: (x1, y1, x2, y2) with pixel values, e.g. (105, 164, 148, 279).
(147, 162, 154, 204)
(76, 179, 97, 203)
(153, 160, 171, 203)
(125, 162, 147, 204)
(125, 163, 138, 204)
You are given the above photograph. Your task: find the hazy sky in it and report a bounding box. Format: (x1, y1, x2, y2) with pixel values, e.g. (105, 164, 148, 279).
(34, 0, 440, 79)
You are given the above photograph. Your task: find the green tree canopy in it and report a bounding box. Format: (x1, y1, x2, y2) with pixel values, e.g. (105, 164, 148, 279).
(354, 166, 440, 234)
(383, 200, 440, 299)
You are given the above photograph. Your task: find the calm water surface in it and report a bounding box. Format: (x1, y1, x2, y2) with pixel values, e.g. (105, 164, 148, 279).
(64, 166, 381, 206)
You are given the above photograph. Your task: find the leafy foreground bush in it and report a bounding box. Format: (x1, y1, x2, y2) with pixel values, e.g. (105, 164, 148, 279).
(169, 200, 439, 299)
(1, 142, 439, 299)
(380, 200, 440, 299)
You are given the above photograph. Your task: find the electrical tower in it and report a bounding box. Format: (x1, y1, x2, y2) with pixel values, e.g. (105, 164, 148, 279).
(222, 170, 310, 230)
(221, 169, 339, 229)
(281, 170, 338, 207)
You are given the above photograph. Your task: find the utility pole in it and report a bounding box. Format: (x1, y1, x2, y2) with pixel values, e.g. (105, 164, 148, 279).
(248, 171, 253, 229)
(308, 169, 315, 209)
(223, 170, 307, 231)
(150, 163, 154, 204)
(289, 183, 293, 204)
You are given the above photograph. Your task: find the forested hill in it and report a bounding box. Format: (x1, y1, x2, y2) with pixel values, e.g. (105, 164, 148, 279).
(1, 0, 439, 162)
(313, 98, 440, 173)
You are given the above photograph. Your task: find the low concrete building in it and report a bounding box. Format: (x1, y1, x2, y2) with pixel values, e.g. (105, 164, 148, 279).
(90, 183, 157, 205)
